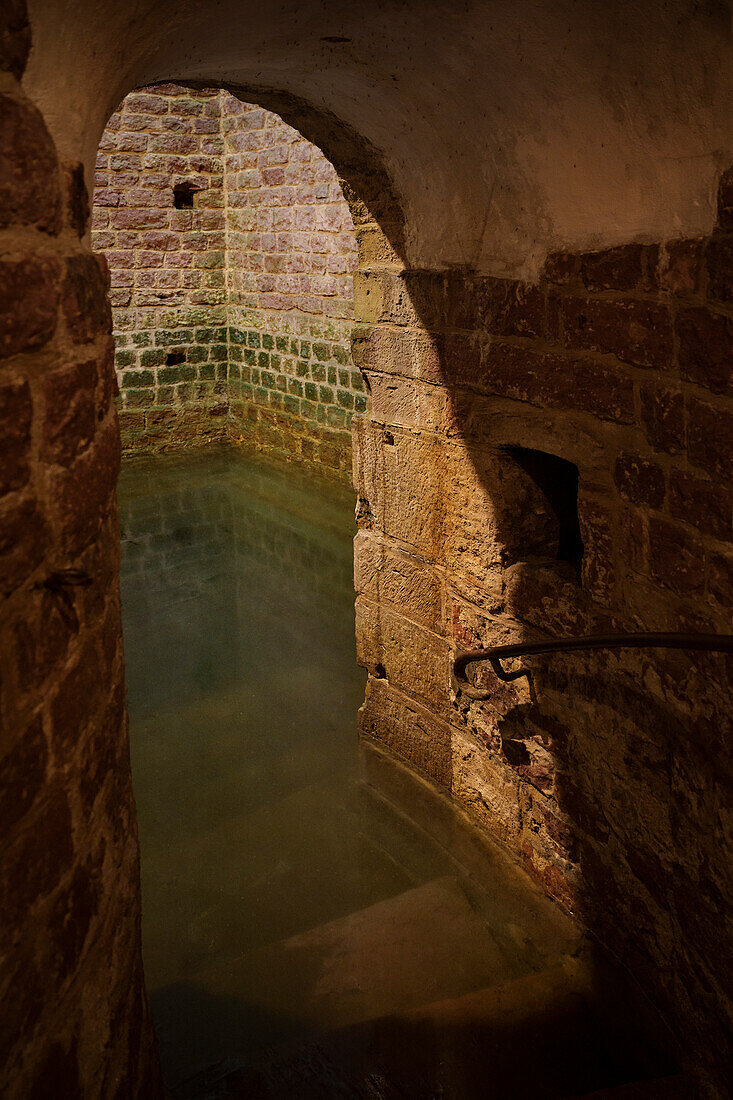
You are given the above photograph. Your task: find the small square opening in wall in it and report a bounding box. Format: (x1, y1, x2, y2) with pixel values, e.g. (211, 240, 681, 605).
(165, 350, 186, 366)
(173, 181, 202, 209)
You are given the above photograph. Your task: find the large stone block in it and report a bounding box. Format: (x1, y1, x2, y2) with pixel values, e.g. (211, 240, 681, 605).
(0, 94, 61, 233)
(62, 254, 112, 344)
(355, 595, 450, 715)
(559, 296, 673, 370)
(451, 727, 523, 848)
(42, 358, 98, 467)
(442, 441, 506, 608)
(676, 306, 733, 397)
(354, 530, 444, 634)
(353, 418, 445, 558)
(46, 417, 121, 557)
(0, 493, 47, 597)
(0, 380, 32, 496)
(358, 677, 452, 790)
(0, 256, 60, 359)
(365, 371, 448, 433)
(351, 325, 444, 384)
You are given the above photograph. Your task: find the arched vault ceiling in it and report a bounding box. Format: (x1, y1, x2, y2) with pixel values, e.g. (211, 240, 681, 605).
(25, 0, 733, 277)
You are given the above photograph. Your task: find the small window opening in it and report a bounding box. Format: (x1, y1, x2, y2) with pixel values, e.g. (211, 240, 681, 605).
(173, 181, 201, 209)
(503, 446, 584, 570)
(374, 663, 387, 679)
(165, 350, 186, 366)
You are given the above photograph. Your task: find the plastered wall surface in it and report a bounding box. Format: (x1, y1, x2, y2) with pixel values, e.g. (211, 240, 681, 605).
(2, 0, 732, 1095)
(93, 85, 361, 473)
(25, 0, 733, 277)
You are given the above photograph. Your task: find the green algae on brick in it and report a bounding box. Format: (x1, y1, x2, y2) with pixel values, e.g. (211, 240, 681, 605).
(122, 369, 155, 388)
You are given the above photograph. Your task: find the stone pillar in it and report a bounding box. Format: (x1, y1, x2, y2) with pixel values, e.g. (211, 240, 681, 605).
(0, 4, 162, 1094)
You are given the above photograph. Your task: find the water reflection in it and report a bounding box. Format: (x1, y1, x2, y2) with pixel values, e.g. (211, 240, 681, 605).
(119, 449, 622, 1096)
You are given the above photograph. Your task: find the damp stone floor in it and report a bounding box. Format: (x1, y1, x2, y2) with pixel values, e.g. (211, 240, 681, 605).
(118, 447, 674, 1099)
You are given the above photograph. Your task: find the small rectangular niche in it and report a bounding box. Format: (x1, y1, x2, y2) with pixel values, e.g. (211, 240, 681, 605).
(502, 445, 584, 571)
(173, 181, 202, 209)
(165, 350, 186, 366)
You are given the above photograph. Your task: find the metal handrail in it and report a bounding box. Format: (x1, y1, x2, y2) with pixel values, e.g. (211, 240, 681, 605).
(452, 633, 733, 699)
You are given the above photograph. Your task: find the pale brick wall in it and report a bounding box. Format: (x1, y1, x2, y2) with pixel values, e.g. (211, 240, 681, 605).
(222, 95, 362, 476)
(92, 86, 229, 447)
(91, 85, 361, 472)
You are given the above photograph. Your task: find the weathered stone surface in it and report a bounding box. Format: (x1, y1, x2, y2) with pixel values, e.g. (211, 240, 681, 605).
(0, 94, 61, 233)
(47, 417, 121, 556)
(42, 358, 98, 467)
(356, 596, 450, 715)
(0, 493, 47, 596)
(686, 396, 733, 479)
(478, 341, 635, 423)
(676, 306, 733, 396)
(560, 296, 673, 369)
(648, 517, 705, 596)
(0, 716, 47, 837)
(639, 384, 685, 454)
(613, 451, 665, 508)
(354, 530, 443, 633)
(579, 243, 651, 292)
(0, 379, 32, 496)
(657, 238, 704, 296)
(0, 784, 73, 932)
(62, 253, 112, 344)
(49, 635, 103, 755)
(668, 470, 732, 541)
(353, 418, 444, 557)
(451, 727, 522, 847)
(359, 677, 452, 790)
(0, 256, 60, 359)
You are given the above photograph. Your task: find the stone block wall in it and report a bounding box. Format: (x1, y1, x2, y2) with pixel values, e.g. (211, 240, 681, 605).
(92, 87, 361, 475)
(352, 192, 732, 1088)
(0, 12, 162, 1095)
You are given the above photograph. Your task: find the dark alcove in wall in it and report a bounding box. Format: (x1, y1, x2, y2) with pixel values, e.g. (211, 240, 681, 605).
(503, 446, 584, 573)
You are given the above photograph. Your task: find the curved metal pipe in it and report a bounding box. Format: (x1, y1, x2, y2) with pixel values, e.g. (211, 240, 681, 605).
(452, 633, 733, 699)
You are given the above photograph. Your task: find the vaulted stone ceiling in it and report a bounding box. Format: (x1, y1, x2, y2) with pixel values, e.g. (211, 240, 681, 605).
(25, 0, 733, 276)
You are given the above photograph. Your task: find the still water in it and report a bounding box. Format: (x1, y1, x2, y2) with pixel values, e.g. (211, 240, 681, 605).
(119, 449, 650, 1098)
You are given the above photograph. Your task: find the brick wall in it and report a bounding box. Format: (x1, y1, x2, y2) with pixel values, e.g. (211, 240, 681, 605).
(92, 86, 360, 476)
(224, 94, 362, 479)
(352, 183, 732, 1089)
(92, 86, 229, 449)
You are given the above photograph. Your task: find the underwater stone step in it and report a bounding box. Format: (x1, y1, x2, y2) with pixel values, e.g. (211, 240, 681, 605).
(358, 740, 583, 963)
(189, 876, 529, 1041)
(180, 964, 675, 1100)
(140, 775, 419, 974)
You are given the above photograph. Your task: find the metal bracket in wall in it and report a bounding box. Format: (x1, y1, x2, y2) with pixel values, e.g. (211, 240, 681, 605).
(452, 633, 733, 699)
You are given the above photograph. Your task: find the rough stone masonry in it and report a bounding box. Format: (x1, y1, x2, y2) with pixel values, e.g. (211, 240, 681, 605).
(93, 84, 363, 478)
